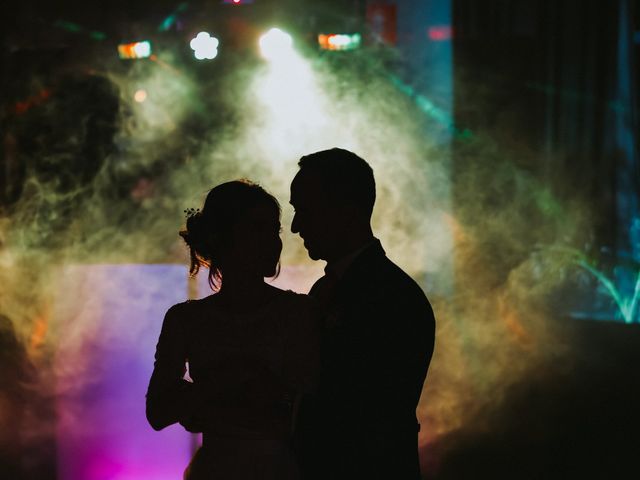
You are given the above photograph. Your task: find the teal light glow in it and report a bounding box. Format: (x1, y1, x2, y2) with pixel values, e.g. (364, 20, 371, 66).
(389, 75, 470, 138)
(578, 260, 640, 324)
(53, 20, 106, 40)
(555, 246, 640, 323)
(158, 2, 189, 32)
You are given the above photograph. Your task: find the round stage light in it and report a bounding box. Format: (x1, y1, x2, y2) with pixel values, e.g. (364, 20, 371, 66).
(259, 28, 293, 60)
(190, 32, 219, 60)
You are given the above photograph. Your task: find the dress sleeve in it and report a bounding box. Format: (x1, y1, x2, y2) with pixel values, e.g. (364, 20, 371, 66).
(283, 295, 321, 395)
(146, 303, 195, 431)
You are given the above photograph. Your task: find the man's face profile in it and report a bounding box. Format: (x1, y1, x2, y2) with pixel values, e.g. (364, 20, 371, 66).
(290, 170, 341, 261)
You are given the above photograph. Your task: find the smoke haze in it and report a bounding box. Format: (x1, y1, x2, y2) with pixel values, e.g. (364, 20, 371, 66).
(1, 39, 602, 477)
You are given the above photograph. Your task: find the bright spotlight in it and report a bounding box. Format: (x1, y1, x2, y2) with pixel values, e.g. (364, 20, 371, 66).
(190, 32, 219, 60)
(259, 28, 293, 60)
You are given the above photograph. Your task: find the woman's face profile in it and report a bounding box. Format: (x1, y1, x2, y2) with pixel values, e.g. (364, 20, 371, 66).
(225, 202, 282, 277)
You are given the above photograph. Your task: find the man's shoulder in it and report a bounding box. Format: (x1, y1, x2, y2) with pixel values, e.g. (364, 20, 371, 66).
(377, 256, 428, 299)
(347, 249, 429, 302)
(350, 244, 417, 282)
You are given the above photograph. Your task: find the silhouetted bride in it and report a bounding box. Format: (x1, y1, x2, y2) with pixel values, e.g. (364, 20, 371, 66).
(146, 180, 319, 480)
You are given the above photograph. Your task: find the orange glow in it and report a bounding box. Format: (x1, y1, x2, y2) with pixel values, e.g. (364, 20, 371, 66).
(498, 296, 534, 348)
(29, 309, 50, 355)
(442, 212, 467, 243)
(13, 88, 51, 115)
(148, 54, 183, 76)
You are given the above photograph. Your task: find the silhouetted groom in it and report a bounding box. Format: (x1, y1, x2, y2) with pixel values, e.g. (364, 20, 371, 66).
(290, 148, 436, 479)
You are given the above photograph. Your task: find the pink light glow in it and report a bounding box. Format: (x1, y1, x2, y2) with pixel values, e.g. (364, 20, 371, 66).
(428, 25, 453, 41)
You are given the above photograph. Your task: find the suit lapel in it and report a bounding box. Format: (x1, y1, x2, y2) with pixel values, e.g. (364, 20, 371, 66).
(331, 239, 386, 303)
(312, 240, 386, 330)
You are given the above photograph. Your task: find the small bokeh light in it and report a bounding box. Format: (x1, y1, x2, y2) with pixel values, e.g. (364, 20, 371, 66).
(118, 41, 152, 59)
(189, 32, 220, 60)
(134, 89, 147, 103)
(259, 28, 293, 61)
(318, 33, 361, 51)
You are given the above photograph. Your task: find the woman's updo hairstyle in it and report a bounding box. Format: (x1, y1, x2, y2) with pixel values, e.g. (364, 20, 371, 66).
(179, 179, 281, 291)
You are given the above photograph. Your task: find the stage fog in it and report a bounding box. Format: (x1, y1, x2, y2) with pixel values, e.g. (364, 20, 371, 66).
(1, 1, 638, 479)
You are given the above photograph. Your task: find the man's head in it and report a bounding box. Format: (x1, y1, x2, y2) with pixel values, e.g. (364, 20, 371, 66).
(290, 148, 376, 262)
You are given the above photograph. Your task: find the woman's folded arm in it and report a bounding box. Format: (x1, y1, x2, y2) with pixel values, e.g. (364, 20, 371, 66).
(146, 304, 195, 430)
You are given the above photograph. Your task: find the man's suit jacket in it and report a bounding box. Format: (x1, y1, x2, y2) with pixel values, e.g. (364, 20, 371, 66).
(296, 239, 436, 480)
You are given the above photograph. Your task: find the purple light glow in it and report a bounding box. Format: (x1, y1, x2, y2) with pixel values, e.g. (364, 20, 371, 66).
(52, 263, 319, 479)
(54, 264, 195, 480)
